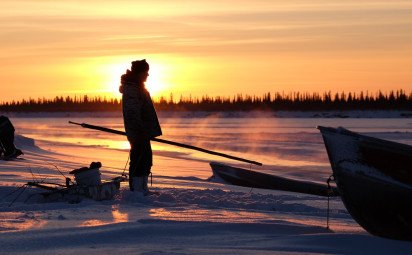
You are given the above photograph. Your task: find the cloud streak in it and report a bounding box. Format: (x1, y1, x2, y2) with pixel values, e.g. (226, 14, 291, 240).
(1, 0, 412, 101)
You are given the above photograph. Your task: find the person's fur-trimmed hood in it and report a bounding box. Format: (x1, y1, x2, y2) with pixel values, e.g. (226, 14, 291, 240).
(119, 70, 143, 94)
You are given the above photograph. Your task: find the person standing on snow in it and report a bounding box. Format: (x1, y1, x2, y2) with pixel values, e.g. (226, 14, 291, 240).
(119, 59, 162, 195)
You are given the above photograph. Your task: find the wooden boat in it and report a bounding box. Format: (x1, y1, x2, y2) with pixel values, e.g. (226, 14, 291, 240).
(210, 162, 339, 197)
(318, 126, 412, 240)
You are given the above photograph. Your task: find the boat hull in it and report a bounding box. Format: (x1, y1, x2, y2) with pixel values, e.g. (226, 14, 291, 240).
(318, 126, 412, 240)
(210, 162, 338, 197)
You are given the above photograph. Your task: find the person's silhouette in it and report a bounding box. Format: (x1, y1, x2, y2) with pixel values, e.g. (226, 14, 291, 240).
(119, 59, 162, 195)
(0, 116, 23, 160)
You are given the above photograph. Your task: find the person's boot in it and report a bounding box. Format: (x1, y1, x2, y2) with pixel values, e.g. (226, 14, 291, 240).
(143, 175, 149, 196)
(0, 144, 4, 159)
(129, 177, 134, 191)
(132, 177, 145, 194)
(3, 149, 23, 160)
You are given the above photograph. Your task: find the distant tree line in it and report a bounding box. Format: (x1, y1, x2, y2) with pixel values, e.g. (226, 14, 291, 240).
(0, 95, 121, 112)
(1, 90, 411, 112)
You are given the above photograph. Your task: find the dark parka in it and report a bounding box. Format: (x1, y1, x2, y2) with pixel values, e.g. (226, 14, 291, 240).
(0, 116, 14, 135)
(119, 70, 162, 141)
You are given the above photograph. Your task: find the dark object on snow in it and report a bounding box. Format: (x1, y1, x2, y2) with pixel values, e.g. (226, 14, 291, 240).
(28, 162, 126, 203)
(0, 116, 14, 134)
(27, 177, 125, 203)
(318, 126, 412, 241)
(69, 161, 102, 186)
(68, 121, 263, 166)
(209, 162, 339, 197)
(69, 162, 102, 174)
(0, 116, 23, 160)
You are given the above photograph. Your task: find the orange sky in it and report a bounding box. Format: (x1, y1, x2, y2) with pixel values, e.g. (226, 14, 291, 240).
(1, 0, 412, 102)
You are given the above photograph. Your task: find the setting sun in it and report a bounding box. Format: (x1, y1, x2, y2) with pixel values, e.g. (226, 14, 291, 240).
(99, 57, 170, 99)
(145, 61, 168, 97)
(0, 0, 411, 102)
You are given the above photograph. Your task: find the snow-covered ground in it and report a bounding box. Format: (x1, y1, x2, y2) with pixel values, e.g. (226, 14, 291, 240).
(1, 116, 412, 254)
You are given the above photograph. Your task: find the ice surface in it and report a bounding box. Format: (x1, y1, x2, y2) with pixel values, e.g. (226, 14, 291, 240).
(1, 115, 412, 254)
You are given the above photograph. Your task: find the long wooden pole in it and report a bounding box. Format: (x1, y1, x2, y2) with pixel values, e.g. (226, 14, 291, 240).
(68, 121, 263, 166)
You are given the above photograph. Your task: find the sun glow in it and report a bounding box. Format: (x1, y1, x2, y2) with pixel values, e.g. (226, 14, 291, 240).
(145, 62, 168, 96)
(101, 58, 169, 98)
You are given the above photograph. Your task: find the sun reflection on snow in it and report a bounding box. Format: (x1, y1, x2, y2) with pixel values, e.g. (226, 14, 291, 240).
(284, 217, 364, 233)
(149, 208, 364, 233)
(29, 133, 175, 152)
(79, 219, 106, 227)
(111, 205, 129, 222)
(78, 205, 129, 227)
(0, 212, 46, 232)
(149, 208, 268, 223)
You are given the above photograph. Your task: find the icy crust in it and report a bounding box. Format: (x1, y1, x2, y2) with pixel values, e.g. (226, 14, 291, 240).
(117, 187, 338, 215)
(0, 186, 344, 216)
(0, 185, 411, 255)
